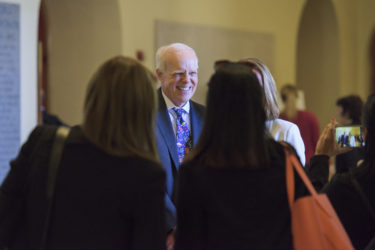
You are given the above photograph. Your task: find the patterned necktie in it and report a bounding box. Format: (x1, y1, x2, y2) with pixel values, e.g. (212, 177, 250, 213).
(173, 107, 192, 164)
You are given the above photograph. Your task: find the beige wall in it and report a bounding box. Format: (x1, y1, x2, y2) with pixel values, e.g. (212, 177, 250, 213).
(46, 0, 375, 125)
(297, 0, 340, 129)
(357, 0, 375, 99)
(331, 0, 375, 99)
(46, 0, 122, 125)
(120, 0, 304, 86)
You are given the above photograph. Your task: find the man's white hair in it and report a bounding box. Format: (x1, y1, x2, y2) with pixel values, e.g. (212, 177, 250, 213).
(155, 43, 198, 71)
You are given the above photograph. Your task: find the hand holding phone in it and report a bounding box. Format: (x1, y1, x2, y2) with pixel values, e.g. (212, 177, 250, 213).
(316, 119, 353, 156)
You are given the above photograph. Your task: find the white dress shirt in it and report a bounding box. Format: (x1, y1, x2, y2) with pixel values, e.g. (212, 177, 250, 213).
(162, 90, 191, 136)
(266, 118, 306, 166)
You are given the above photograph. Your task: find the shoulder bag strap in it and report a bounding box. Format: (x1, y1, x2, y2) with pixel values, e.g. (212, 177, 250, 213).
(40, 126, 70, 250)
(282, 142, 319, 210)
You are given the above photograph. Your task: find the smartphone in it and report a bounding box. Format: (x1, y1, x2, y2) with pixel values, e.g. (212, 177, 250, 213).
(335, 125, 365, 148)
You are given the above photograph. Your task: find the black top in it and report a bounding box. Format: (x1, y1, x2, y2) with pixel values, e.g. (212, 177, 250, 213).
(175, 140, 307, 250)
(335, 148, 364, 173)
(0, 125, 166, 250)
(308, 155, 375, 250)
(42, 110, 67, 127)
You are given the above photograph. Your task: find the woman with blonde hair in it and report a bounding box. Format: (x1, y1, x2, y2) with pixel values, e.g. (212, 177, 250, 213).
(0, 56, 166, 249)
(239, 58, 306, 165)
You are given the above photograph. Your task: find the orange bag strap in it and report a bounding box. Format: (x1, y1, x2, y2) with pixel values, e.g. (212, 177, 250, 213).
(282, 142, 318, 210)
(284, 147, 295, 209)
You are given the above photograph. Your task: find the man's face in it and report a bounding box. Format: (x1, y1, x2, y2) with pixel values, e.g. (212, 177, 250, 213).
(157, 50, 198, 107)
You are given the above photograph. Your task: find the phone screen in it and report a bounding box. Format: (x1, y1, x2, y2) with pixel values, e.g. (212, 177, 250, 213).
(335, 125, 364, 148)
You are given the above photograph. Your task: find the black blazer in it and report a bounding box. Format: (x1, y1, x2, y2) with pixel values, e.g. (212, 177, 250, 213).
(0, 125, 166, 250)
(174, 140, 307, 250)
(155, 89, 205, 230)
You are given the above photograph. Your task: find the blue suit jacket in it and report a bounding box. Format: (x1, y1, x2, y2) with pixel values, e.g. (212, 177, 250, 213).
(155, 89, 205, 230)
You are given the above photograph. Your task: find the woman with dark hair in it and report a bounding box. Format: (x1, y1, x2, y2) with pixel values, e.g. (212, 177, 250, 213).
(309, 94, 375, 249)
(0, 56, 166, 249)
(174, 63, 306, 250)
(335, 95, 365, 173)
(336, 95, 363, 125)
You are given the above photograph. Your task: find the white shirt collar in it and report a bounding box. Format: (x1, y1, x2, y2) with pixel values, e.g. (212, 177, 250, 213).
(161, 89, 190, 114)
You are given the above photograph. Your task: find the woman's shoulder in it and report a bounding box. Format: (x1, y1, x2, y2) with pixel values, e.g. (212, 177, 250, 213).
(28, 124, 58, 140)
(19, 125, 60, 156)
(277, 118, 299, 130)
(266, 118, 300, 139)
(267, 139, 289, 167)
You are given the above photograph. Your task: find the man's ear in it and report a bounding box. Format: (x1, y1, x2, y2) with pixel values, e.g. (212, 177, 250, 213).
(155, 68, 163, 82)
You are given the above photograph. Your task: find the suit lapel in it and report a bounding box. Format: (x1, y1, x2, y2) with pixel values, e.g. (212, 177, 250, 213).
(190, 102, 204, 145)
(157, 89, 179, 168)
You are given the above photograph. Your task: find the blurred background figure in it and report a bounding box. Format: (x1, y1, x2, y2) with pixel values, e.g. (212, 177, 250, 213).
(335, 95, 364, 173)
(38, 86, 68, 126)
(279, 84, 320, 165)
(336, 95, 363, 126)
(41, 106, 68, 126)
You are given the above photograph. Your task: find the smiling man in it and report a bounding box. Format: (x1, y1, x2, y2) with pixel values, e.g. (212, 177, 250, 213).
(155, 43, 205, 242)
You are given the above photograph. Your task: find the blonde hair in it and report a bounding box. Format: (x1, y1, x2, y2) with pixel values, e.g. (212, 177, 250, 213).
(155, 43, 198, 72)
(240, 58, 279, 120)
(83, 56, 158, 161)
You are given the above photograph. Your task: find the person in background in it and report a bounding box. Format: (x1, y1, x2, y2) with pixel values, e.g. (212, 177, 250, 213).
(308, 94, 375, 249)
(279, 84, 320, 165)
(38, 88, 68, 126)
(154, 43, 205, 249)
(237, 58, 306, 166)
(336, 95, 363, 126)
(41, 106, 68, 126)
(0, 56, 166, 250)
(335, 95, 364, 173)
(175, 62, 307, 250)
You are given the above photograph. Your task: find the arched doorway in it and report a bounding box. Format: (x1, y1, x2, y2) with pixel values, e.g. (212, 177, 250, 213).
(370, 29, 375, 94)
(296, 0, 339, 129)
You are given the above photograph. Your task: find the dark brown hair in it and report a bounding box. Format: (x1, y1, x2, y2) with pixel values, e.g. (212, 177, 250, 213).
(336, 95, 363, 124)
(83, 56, 158, 161)
(186, 63, 269, 168)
